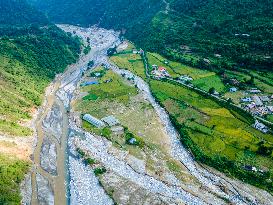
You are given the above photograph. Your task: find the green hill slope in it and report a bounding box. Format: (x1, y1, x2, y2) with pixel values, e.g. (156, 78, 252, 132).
(0, 1, 81, 203)
(0, 0, 48, 25)
(0, 25, 80, 136)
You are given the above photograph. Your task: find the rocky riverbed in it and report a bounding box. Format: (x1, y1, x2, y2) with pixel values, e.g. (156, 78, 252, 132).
(22, 25, 273, 205)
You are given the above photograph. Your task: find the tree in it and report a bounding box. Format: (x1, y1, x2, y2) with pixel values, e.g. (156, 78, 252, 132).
(209, 87, 216, 94)
(107, 46, 117, 56)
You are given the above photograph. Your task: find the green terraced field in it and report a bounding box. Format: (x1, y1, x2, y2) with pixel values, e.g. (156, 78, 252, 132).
(111, 53, 146, 79)
(150, 79, 273, 192)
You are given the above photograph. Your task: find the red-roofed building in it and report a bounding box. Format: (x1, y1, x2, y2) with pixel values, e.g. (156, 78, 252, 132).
(158, 67, 166, 72)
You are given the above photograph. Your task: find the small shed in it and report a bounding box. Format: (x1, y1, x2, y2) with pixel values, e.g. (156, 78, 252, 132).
(128, 138, 137, 145)
(83, 114, 105, 128)
(260, 96, 270, 102)
(101, 115, 120, 127)
(252, 95, 263, 106)
(229, 87, 237, 92)
(241, 97, 252, 103)
(80, 81, 99, 87)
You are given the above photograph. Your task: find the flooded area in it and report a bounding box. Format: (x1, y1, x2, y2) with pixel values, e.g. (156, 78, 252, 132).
(21, 25, 273, 205)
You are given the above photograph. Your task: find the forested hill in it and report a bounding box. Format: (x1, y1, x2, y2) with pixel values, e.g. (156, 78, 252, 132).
(28, 0, 163, 28)
(0, 0, 48, 25)
(30, 0, 273, 71)
(0, 0, 81, 138)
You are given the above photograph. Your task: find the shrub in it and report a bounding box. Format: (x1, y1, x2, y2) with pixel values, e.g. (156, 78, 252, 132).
(94, 167, 107, 176)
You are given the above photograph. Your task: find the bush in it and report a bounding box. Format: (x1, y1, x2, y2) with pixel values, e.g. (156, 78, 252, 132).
(94, 167, 107, 176)
(85, 157, 96, 165)
(76, 148, 85, 158)
(101, 127, 112, 140)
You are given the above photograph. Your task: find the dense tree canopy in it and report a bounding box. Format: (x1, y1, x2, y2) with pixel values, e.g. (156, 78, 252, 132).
(0, 0, 48, 25)
(30, 0, 273, 71)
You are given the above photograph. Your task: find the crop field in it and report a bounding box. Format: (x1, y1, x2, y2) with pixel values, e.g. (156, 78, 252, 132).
(168, 61, 215, 80)
(192, 74, 226, 93)
(76, 68, 194, 183)
(266, 115, 273, 123)
(147, 53, 226, 92)
(110, 53, 146, 79)
(150, 80, 273, 180)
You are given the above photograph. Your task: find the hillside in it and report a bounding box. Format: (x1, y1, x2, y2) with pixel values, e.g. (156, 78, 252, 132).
(30, 0, 273, 71)
(0, 1, 81, 203)
(0, 0, 48, 25)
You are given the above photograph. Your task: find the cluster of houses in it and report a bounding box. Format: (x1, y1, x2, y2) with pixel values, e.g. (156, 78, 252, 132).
(241, 91, 273, 117)
(151, 65, 170, 78)
(253, 120, 269, 134)
(132, 49, 144, 55)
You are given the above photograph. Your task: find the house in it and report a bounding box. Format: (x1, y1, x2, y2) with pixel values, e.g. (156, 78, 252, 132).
(104, 79, 112, 83)
(253, 120, 269, 133)
(257, 107, 269, 115)
(249, 88, 262, 94)
(158, 67, 166, 72)
(152, 70, 162, 77)
(93, 72, 101, 77)
(80, 81, 99, 87)
(152, 64, 158, 69)
(229, 87, 237, 92)
(83, 114, 105, 128)
(214, 54, 222, 58)
(179, 75, 193, 82)
(128, 138, 137, 145)
(132, 49, 138, 54)
(158, 67, 170, 77)
(241, 97, 252, 103)
(229, 78, 240, 86)
(260, 96, 270, 102)
(101, 115, 120, 127)
(213, 90, 220, 96)
(203, 58, 211, 64)
(267, 106, 273, 113)
(245, 103, 256, 110)
(252, 95, 263, 106)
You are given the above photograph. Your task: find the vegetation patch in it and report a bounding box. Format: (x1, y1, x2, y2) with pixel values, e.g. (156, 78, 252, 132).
(0, 154, 30, 204)
(94, 167, 107, 176)
(110, 53, 146, 79)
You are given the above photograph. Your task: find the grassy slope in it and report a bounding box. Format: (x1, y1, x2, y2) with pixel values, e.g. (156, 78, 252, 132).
(0, 154, 30, 204)
(0, 26, 80, 136)
(0, 1, 81, 204)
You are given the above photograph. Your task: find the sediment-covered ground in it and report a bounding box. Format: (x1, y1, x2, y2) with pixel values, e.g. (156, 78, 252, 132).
(22, 25, 273, 205)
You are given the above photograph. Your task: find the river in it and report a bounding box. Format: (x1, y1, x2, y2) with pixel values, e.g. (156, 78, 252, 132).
(21, 25, 273, 205)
